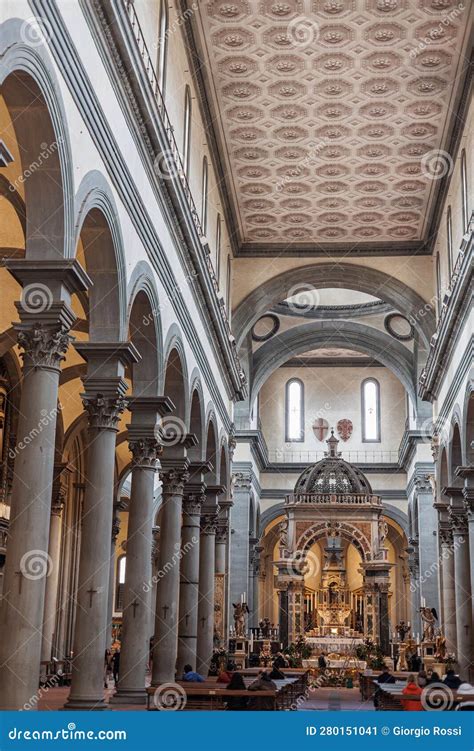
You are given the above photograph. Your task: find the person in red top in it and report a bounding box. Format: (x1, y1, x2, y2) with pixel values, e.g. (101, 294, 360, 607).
(217, 662, 236, 684)
(401, 674, 423, 711)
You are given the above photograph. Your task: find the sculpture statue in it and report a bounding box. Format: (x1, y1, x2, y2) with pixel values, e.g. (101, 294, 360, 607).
(396, 620, 410, 642)
(232, 602, 249, 637)
(420, 607, 438, 641)
(279, 518, 289, 549)
(435, 631, 447, 660)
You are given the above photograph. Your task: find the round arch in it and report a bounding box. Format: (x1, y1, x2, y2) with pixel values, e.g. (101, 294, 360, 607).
(297, 521, 371, 561)
(251, 320, 416, 406)
(162, 329, 189, 425)
(0, 21, 75, 258)
(234, 263, 435, 348)
(127, 261, 164, 392)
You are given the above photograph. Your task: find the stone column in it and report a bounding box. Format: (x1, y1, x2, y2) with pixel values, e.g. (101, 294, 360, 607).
(229, 470, 252, 606)
(458, 466, 474, 657)
(196, 510, 219, 676)
(414, 474, 440, 613)
(214, 521, 228, 648)
(176, 487, 205, 676)
(65, 342, 139, 710)
(107, 499, 126, 642)
(450, 506, 472, 678)
(0, 258, 89, 711)
(249, 538, 261, 628)
(40, 464, 71, 662)
(406, 537, 422, 636)
(438, 527, 457, 654)
(151, 438, 195, 685)
(150, 526, 160, 640)
(113, 397, 170, 703)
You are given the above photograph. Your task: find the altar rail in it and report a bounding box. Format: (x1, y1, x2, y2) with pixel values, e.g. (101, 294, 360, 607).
(286, 493, 382, 506)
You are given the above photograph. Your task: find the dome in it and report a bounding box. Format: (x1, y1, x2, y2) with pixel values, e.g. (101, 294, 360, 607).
(294, 430, 373, 495)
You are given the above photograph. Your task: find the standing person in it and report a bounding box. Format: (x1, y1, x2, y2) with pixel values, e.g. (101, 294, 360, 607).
(401, 674, 422, 711)
(112, 649, 120, 687)
(104, 648, 112, 689)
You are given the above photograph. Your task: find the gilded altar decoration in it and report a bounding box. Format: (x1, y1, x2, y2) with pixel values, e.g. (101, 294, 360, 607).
(336, 418, 353, 442)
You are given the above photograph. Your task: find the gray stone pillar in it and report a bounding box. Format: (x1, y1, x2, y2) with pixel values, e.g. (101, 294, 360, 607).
(107, 499, 126, 643)
(176, 488, 204, 676)
(151, 452, 192, 685)
(414, 475, 440, 614)
(0, 258, 89, 711)
(150, 526, 160, 641)
(214, 520, 228, 648)
(459, 467, 474, 662)
(450, 507, 472, 678)
(113, 398, 169, 703)
(439, 528, 457, 654)
(407, 537, 421, 636)
(65, 342, 138, 710)
(196, 511, 218, 676)
(229, 471, 251, 607)
(40, 464, 70, 662)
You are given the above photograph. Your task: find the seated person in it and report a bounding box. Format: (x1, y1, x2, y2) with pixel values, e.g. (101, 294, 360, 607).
(318, 653, 327, 670)
(376, 666, 396, 684)
(217, 662, 236, 684)
(426, 671, 441, 685)
(182, 664, 205, 682)
(273, 652, 288, 669)
(225, 672, 249, 710)
(247, 671, 277, 711)
(417, 670, 428, 688)
(268, 664, 286, 680)
(443, 669, 462, 690)
(401, 674, 423, 711)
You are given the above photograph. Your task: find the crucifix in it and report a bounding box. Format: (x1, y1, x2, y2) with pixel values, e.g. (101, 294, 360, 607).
(185, 613, 190, 626)
(131, 600, 140, 619)
(14, 570, 24, 594)
(162, 605, 169, 620)
(200, 616, 207, 628)
(86, 586, 98, 608)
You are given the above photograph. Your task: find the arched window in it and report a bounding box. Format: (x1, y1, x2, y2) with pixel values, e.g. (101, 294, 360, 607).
(215, 214, 222, 285)
(201, 156, 208, 234)
(285, 378, 304, 442)
(226, 254, 231, 310)
(361, 378, 380, 442)
(115, 555, 126, 611)
(182, 86, 192, 175)
(156, 0, 168, 96)
(436, 252, 441, 316)
(461, 149, 469, 232)
(446, 205, 453, 277)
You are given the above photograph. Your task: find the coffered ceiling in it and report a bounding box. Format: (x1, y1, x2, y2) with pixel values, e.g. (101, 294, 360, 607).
(189, 0, 472, 255)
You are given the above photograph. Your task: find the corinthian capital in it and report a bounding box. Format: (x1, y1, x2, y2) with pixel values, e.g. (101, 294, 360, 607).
(129, 437, 161, 469)
(201, 512, 219, 535)
(17, 325, 73, 371)
(82, 393, 128, 430)
(182, 492, 206, 515)
(161, 468, 190, 496)
(449, 508, 468, 535)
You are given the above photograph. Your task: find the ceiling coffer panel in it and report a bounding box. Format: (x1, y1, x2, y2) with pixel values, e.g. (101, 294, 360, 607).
(193, 0, 470, 248)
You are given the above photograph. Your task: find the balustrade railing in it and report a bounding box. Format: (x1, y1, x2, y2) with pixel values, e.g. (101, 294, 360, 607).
(268, 449, 398, 464)
(286, 493, 381, 506)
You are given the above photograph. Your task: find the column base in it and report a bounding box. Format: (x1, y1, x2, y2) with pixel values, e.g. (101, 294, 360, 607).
(63, 696, 109, 711)
(110, 688, 147, 705)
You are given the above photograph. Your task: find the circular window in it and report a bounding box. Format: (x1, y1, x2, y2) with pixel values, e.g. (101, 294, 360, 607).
(384, 313, 414, 341)
(251, 314, 280, 342)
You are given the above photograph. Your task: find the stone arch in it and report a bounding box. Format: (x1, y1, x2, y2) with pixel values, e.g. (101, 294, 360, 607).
(463, 381, 474, 466)
(127, 261, 164, 393)
(448, 418, 463, 487)
(204, 408, 219, 484)
(259, 503, 286, 537)
(297, 521, 371, 561)
(251, 320, 416, 406)
(0, 174, 26, 241)
(188, 375, 206, 461)
(74, 172, 127, 341)
(234, 263, 435, 349)
(127, 283, 162, 398)
(218, 433, 230, 490)
(162, 330, 189, 425)
(0, 20, 75, 258)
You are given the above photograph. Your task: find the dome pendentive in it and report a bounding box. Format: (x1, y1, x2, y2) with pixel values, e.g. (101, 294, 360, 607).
(294, 430, 373, 495)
